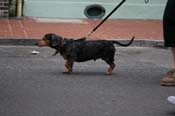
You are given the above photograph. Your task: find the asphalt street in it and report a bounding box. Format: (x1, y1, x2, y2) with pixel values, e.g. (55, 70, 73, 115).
(0, 46, 174, 116)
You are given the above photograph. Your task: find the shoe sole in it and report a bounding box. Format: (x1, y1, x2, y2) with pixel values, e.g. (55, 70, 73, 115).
(160, 82, 175, 86)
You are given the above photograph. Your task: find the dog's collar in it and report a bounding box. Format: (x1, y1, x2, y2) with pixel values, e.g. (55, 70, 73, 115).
(59, 37, 65, 47)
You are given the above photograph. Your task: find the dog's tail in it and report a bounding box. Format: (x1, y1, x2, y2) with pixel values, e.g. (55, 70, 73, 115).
(111, 36, 135, 47)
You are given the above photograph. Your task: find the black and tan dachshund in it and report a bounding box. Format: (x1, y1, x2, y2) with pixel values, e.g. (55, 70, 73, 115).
(36, 33, 134, 75)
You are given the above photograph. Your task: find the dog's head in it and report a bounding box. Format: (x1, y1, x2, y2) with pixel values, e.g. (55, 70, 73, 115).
(36, 33, 63, 47)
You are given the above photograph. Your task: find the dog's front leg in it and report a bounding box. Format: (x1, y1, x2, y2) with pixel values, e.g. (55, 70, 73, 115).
(52, 50, 59, 56)
(63, 60, 74, 74)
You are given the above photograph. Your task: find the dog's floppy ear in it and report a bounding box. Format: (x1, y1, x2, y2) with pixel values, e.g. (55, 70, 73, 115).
(45, 33, 62, 47)
(50, 34, 60, 47)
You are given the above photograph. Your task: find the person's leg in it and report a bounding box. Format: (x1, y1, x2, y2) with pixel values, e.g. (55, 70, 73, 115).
(171, 47, 175, 69)
(160, 0, 175, 86)
(160, 48, 175, 86)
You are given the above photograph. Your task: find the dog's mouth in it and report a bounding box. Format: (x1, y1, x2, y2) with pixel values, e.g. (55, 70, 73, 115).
(35, 39, 49, 47)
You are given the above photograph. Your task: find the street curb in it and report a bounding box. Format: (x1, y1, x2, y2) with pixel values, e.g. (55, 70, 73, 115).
(0, 38, 164, 47)
(0, 39, 38, 46)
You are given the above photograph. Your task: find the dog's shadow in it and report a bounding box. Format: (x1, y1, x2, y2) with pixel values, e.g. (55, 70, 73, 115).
(52, 71, 116, 78)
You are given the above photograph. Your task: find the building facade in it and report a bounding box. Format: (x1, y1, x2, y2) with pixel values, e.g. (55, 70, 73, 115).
(23, 0, 166, 19)
(0, 0, 9, 17)
(0, 0, 166, 19)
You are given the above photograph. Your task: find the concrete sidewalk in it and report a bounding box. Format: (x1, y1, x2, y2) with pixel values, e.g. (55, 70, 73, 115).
(0, 17, 163, 46)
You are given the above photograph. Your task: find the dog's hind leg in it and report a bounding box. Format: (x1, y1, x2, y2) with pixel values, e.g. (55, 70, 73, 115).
(106, 63, 115, 75)
(104, 59, 115, 75)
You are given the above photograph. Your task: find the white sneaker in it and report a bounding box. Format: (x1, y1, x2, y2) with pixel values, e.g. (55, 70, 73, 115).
(167, 96, 175, 105)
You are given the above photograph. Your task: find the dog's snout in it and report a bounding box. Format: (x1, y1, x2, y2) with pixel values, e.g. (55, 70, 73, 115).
(35, 39, 49, 47)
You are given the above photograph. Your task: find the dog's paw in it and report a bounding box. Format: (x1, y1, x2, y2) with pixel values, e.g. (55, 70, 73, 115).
(105, 72, 112, 76)
(62, 71, 72, 74)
